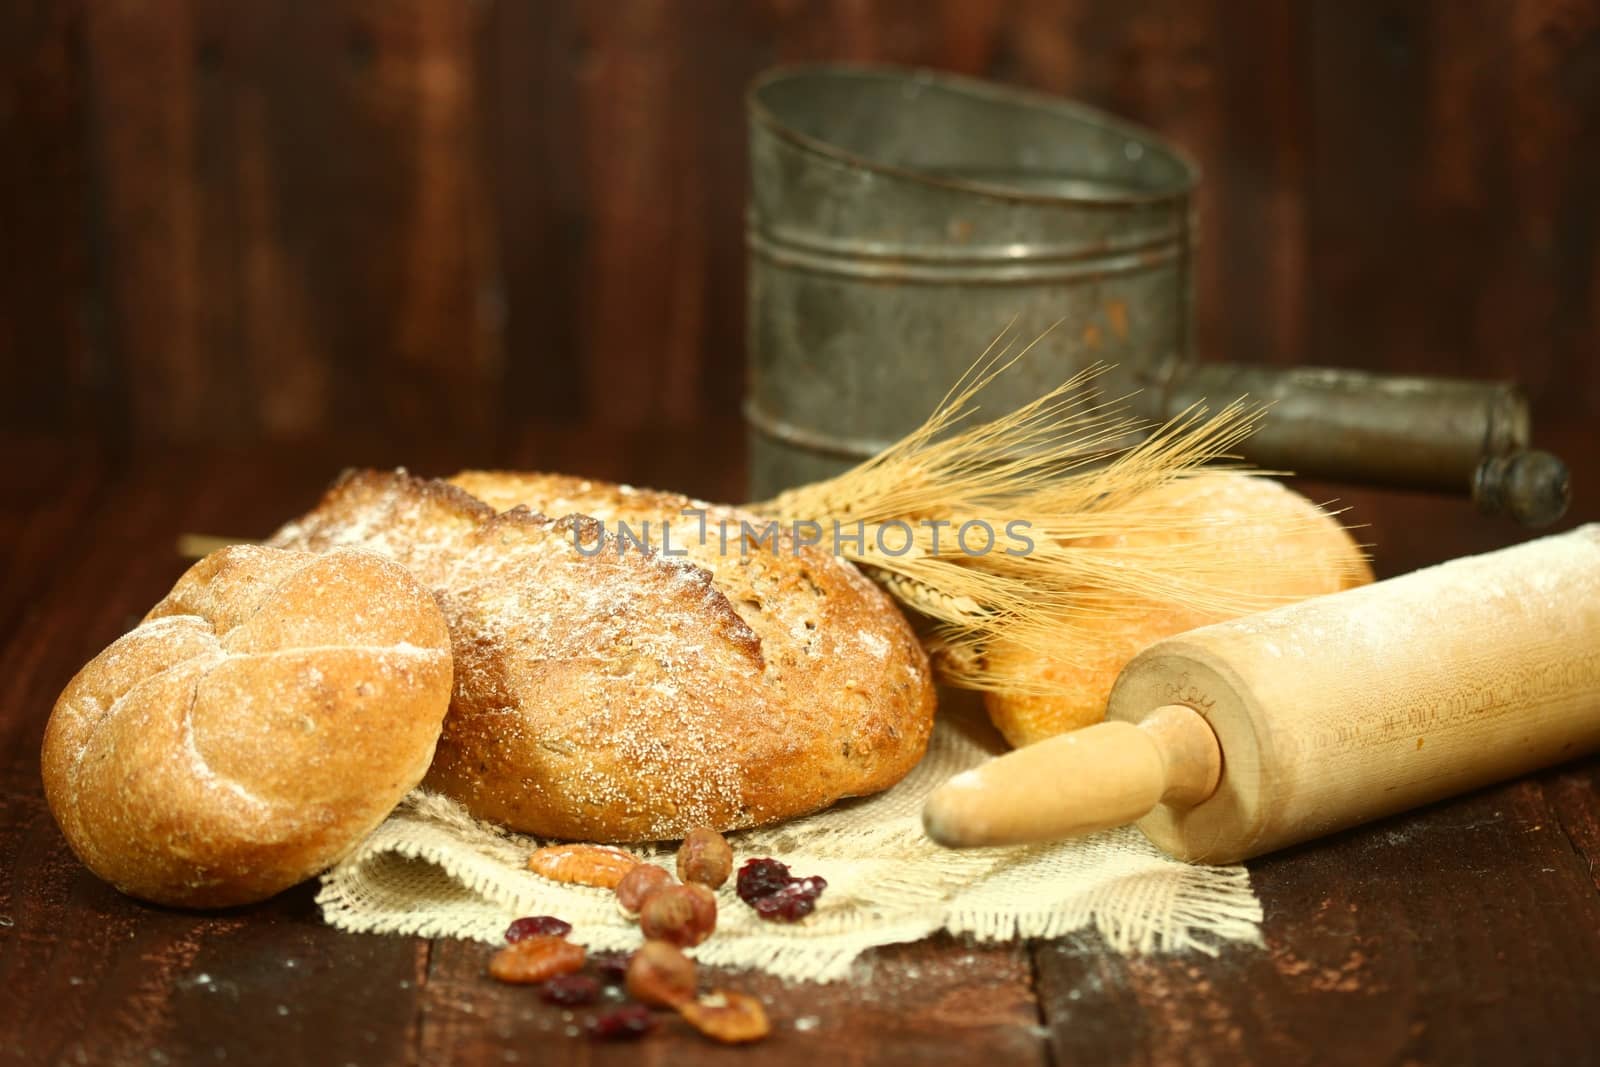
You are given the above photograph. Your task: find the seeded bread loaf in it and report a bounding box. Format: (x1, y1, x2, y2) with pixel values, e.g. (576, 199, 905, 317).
(41, 545, 454, 907)
(269, 469, 936, 842)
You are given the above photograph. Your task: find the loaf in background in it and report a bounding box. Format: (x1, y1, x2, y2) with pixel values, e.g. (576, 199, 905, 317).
(984, 474, 1373, 749)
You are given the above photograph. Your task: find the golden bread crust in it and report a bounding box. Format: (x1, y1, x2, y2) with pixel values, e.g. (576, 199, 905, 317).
(984, 474, 1373, 748)
(40, 545, 454, 907)
(270, 469, 936, 842)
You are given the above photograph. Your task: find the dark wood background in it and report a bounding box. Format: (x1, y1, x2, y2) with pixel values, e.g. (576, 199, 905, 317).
(4, 0, 1597, 453)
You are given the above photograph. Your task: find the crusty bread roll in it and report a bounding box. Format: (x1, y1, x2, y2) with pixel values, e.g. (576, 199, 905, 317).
(270, 469, 937, 843)
(41, 545, 453, 907)
(985, 474, 1373, 748)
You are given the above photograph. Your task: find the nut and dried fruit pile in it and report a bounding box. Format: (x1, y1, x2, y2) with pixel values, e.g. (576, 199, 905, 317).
(487, 826, 826, 1045)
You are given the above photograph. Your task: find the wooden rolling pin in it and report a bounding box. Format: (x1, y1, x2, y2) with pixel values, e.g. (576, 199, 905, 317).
(924, 525, 1600, 863)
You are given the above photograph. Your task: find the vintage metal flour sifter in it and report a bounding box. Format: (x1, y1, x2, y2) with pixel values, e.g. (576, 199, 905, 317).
(744, 64, 1568, 524)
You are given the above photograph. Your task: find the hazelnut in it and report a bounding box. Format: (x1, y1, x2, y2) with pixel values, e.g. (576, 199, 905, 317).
(639, 883, 717, 947)
(624, 940, 697, 1007)
(615, 863, 674, 917)
(678, 990, 771, 1044)
(676, 827, 734, 889)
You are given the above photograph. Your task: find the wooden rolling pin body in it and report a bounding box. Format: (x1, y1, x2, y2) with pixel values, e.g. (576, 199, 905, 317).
(1116, 524, 1600, 862)
(925, 525, 1600, 863)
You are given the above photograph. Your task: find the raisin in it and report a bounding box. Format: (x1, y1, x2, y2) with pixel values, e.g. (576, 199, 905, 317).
(505, 915, 571, 941)
(751, 881, 821, 921)
(540, 974, 601, 1006)
(586, 1003, 657, 1041)
(735, 858, 792, 903)
(589, 951, 630, 985)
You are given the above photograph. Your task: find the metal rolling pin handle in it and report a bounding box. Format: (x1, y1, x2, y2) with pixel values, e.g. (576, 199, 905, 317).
(1146, 363, 1572, 527)
(1473, 450, 1571, 529)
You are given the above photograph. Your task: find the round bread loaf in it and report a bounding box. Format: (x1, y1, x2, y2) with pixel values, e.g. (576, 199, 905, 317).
(985, 474, 1373, 748)
(270, 469, 938, 842)
(41, 545, 454, 908)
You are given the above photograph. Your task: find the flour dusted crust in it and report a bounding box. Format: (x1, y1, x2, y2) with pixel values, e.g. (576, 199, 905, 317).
(40, 546, 454, 907)
(984, 474, 1374, 748)
(269, 469, 936, 842)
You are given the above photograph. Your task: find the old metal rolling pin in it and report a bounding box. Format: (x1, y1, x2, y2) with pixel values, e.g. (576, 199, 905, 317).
(1140, 363, 1571, 527)
(924, 525, 1600, 863)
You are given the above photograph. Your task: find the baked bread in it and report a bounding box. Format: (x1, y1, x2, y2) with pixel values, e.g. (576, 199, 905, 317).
(269, 469, 936, 842)
(985, 474, 1373, 748)
(41, 545, 454, 907)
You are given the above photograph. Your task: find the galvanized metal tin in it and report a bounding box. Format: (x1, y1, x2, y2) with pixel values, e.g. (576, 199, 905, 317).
(744, 64, 1568, 525)
(745, 65, 1199, 496)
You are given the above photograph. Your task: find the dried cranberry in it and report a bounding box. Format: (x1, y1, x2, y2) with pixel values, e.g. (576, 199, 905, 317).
(586, 1003, 657, 1041)
(505, 915, 572, 941)
(735, 858, 792, 903)
(750, 892, 807, 921)
(540, 974, 601, 1006)
(589, 951, 630, 985)
(751, 877, 827, 921)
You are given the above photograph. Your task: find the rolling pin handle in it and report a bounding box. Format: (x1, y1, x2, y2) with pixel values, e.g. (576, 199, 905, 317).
(1142, 704, 1223, 806)
(1472, 450, 1571, 528)
(922, 704, 1223, 849)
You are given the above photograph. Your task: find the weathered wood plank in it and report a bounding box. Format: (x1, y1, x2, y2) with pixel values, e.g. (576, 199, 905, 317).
(1306, 0, 1600, 423)
(497, 421, 749, 506)
(158, 890, 430, 1067)
(0, 437, 109, 656)
(417, 934, 1044, 1067)
(83, 1, 502, 443)
(8, 0, 1599, 451)
(344, 0, 502, 443)
(475, 0, 588, 427)
(1034, 763, 1600, 1066)
(0, 0, 101, 435)
(1544, 760, 1600, 897)
(83, 1, 233, 441)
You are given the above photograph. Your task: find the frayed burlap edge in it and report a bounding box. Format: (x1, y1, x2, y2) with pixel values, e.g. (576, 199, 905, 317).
(317, 706, 1261, 982)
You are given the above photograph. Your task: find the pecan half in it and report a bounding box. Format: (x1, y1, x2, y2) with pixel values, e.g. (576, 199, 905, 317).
(527, 844, 641, 889)
(487, 935, 586, 984)
(678, 990, 771, 1044)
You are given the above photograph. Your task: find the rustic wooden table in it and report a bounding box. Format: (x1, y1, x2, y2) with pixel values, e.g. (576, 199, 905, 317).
(3, 430, 1598, 1067)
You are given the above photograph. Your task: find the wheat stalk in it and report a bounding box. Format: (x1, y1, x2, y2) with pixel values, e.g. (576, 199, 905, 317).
(750, 324, 1367, 699)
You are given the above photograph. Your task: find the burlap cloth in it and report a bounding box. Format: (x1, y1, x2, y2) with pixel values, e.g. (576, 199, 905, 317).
(318, 701, 1262, 981)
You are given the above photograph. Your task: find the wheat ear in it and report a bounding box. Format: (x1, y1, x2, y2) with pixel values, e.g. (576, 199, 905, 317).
(749, 326, 1368, 699)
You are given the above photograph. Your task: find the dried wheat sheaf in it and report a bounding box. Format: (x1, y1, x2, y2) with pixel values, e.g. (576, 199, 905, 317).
(752, 328, 1367, 698)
